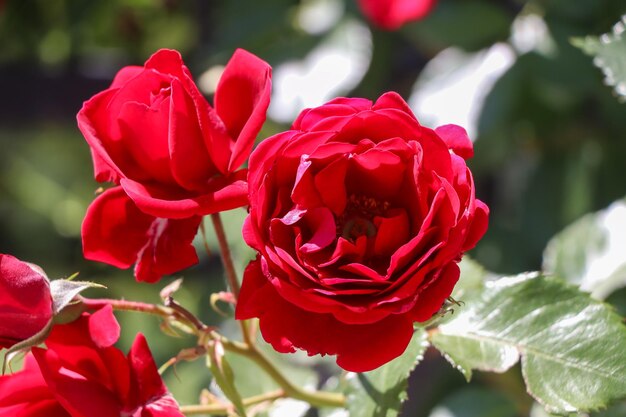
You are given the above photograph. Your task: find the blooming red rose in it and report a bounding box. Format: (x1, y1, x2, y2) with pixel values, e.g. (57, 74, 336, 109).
(0, 254, 53, 350)
(0, 306, 183, 417)
(79, 48, 271, 282)
(357, 0, 436, 30)
(78, 48, 271, 218)
(236, 92, 488, 371)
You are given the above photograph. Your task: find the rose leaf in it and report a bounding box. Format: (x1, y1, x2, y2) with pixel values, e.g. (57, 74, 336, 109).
(430, 273, 626, 415)
(543, 196, 626, 300)
(572, 16, 626, 101)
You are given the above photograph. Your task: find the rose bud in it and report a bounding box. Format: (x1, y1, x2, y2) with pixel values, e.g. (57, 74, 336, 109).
(0, 254, 53, 350)
(78, 48, 272, 282)
(357, 0, 436, 30)
(236, 92, 489, 372)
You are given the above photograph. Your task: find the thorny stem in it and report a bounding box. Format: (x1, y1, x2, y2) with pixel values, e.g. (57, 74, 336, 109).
(210, 213, 240, 300)
(79, 297, 199, 335)
(180, 389, 286, 415)
(209, 212, 255, 348)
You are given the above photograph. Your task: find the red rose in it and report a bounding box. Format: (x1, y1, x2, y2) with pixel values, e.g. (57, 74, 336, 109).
(357, 0, 436, 30)
(236, 92, 488, 371)
(79, 48, 271, 282)
(0, 254, 53, 349)
(0, 306, 183, 417)
(78, 48, 271, 218)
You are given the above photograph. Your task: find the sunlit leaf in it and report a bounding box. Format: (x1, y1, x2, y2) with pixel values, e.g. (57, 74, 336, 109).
(543, 197, 626, 300)
(573, 16, 626, 100)
(431, 273, 626, 414)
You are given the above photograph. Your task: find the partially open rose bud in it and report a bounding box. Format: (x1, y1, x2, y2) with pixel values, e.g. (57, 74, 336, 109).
(0, 254, 53, 350)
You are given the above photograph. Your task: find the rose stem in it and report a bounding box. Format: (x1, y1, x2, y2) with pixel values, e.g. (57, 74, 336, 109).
(209, 212, 255, 347)
(79, 297, 199, 335)
(209, 213, 240, 299)
(180, 389, 286, 415)
(216, 332, 346, 409)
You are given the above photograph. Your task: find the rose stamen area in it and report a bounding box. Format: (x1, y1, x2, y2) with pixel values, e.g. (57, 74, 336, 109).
(336, 194, 390, 242)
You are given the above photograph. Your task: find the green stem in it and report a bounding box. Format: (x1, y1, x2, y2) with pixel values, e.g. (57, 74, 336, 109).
(180, 389, 286, 415)
(217, 333, 346, 409)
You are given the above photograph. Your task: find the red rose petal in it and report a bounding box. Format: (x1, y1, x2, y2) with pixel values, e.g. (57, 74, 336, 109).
(214, 49, 272, 172)
(411, 262, 460, 322)
(236, 259, 414, 372)
(435, 124, 474, 159)
(120, 172, 248, 219)
(82, 187, 201, 283)
(127, 334, 168, 409)
(168, 79, 215, 191)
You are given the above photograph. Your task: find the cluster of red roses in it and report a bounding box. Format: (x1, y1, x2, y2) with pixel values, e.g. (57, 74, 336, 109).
(1, 36, 487, 414)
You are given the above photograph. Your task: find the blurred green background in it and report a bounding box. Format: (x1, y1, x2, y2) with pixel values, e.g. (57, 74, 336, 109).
(1, 0, 625, 416)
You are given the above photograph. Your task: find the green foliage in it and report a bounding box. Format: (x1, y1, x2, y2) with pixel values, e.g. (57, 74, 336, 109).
(404, 0, 512, 52)
(346, 329, 428, 417)
(431, 273, 626, 414)
(543, 197, 626, 300)
(427, 387, 518, 417)
(573, 16, 626, 100)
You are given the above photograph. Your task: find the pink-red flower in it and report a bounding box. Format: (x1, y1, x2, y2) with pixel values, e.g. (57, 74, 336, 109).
(79, 48, 272, 282)
(0, 254, 53, 350)
(357, 0, 436, 30)
(236, 92, 488, 371)
(0, 306, 183, 417)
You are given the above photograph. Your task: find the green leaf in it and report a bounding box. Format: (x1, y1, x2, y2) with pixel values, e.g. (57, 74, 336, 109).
(428, 387, 518, 417)
(346, 328, 428, 417)
(572, 16, 626, 100)
(431, 273, 626, 414)
(543, 197, 626, 300)
(207, 341, 247, 417)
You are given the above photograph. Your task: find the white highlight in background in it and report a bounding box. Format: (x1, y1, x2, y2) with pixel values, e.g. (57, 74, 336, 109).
(269, 19, 372, 124)
(409, 43, 516, 139)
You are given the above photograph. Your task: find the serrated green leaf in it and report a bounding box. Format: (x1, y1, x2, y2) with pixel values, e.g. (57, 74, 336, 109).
(346, 328, 428, 417)
(543, 197, 626, 300)
(431, 273, 626, 414)
(573, 16, 626, 99)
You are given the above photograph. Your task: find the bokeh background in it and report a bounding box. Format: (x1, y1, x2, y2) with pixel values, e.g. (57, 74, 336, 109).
(1, 1, 625, 416)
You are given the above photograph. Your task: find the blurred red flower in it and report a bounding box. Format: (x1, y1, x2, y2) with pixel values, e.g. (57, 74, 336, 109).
(357, 0, 436, 30)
